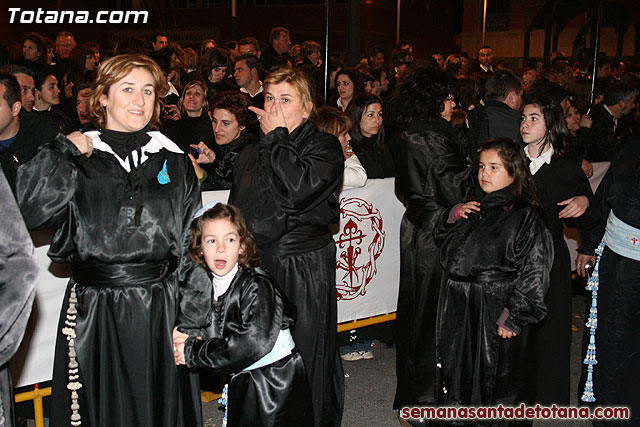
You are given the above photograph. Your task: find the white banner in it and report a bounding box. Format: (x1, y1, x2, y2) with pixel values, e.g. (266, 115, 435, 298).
(13, 179, 405, 387)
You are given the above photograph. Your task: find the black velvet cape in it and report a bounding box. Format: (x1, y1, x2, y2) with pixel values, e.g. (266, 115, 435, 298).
(185, 267, 313, 427)
(434, 186, 553, 407)
(578, 139, 640, 426)
(229, 121, 345, 427)
(0, 169, 38, 427)
(531, 154, 600, 405)
(16, 131, 210, 427)
(393, 117, 474, 408)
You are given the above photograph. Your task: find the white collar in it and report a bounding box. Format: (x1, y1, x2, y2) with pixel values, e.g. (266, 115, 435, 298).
(166, 82, 180, 98)
(603, 104, 617, 120)
(480, 63, 493, 73)
(524, 144, 554, 175)
(240, 81, 263, 97)
(84, 130, 183, 173)
(212, 263, 239, 301)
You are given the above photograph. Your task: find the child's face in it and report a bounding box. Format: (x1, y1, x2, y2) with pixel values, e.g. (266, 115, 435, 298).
(201, 218, 242, 276)
(478, 149, 514, 193)
(520, 104, 547, 146)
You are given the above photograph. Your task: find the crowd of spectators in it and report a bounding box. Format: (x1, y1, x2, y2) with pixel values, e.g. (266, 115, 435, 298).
(1, 26, 640, 427)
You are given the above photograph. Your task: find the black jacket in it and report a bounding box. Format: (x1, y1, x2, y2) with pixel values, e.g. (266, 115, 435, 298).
(230, 121, 343, 249)
(395, 117, 474, 228)
(0, 109, 58, 193)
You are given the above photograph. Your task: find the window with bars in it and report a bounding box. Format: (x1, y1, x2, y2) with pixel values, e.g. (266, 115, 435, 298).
(485, 0, 510, 31)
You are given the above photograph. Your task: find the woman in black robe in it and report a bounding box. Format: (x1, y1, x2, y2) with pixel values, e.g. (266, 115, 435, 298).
(393, 66, 474, 414)
(520, 96, 600, 405)
(229, 67, 345, 427)
(434, 138, 553, 410)
(576, 137, 640, 425)
(17, 54, 209, 427)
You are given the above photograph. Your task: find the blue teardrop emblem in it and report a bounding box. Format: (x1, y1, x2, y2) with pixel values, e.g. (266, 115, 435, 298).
(157, 160, 170, 184)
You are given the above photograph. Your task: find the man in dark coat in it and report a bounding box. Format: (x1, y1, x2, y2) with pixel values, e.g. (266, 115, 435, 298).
(0, 167, 38, 427)
(261, 27, 291, 71)
(460, 69, 523, 164)
(585, 82, 638, 162)
(0, 73, 58, 193)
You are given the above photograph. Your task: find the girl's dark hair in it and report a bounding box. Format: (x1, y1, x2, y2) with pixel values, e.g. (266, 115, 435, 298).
(21, 32, 46, 66)
(33, 73, 57, 91)
(65, 45, 95, 87)
(454, 77, 481, 110)
(196, 47, 231, 83)
(345, 94, 384, 152)
(188, 203, 259, 275)
(479, 137, 541, 209)
(397, 65, 455, 124)
(334, 67, 365, 99)
(523, 95, 570, 158)
(208, 90, 252, 129)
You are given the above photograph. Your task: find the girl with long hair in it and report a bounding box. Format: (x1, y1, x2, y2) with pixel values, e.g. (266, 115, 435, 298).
(520, 95, 600, 405)
(345, 94, 394, 178)
(435, 137, 553, 408)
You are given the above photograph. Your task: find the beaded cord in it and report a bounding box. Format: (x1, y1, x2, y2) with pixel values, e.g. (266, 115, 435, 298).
(62, 284, 83, 426)
(218, 383, 228, 427)
(0, 390, 5, 427)
(581, 242, 605, 403)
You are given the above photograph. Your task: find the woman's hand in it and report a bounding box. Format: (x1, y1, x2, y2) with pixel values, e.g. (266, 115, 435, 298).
(191, 142, 215, 164)
(249, 101, 287, 134)
(580, 113, 592, 128)
(67, 131, 94, 157)
(557, 195, 589, 218)
(458, 201, 481, 219)
(164, 104, 181, 121)
(581, 159, 593, 179)
(576, 253, 596, 278)
(173, 327, 188, 365)
(497, 326, 516, 339)
(187, 154, 205, 180)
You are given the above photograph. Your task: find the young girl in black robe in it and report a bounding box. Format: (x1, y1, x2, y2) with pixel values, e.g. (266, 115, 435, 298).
(434, 138, 553, 409)
(520, 96, 600, 404)
(173, 203, 313, 427)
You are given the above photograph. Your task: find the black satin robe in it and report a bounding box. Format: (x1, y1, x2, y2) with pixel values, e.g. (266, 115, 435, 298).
(531, 154, 600, 405)
(434, 187, 553, 408)
(16, 132, 210, 427)
(0, 169, 38, 427)
(393, 117, 474, 408)
(185, 267, 313, 427)
(578, 139, 640, 426)
(229, 121, 345, 427)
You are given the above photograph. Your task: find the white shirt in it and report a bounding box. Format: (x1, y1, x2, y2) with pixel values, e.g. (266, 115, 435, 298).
(212, 263, 238, 301)
(342, 154, 367, 190)
(240, 81, 263, 98)
(603, 104, 618, 131)
(166, 82, 180, 98)
(525, 144, 554, 175)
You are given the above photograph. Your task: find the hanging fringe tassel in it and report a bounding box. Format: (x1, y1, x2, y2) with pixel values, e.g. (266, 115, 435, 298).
(218, 383, 228, 427)
(62, 284, 83, 426)
(581, 242, 605, 403)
